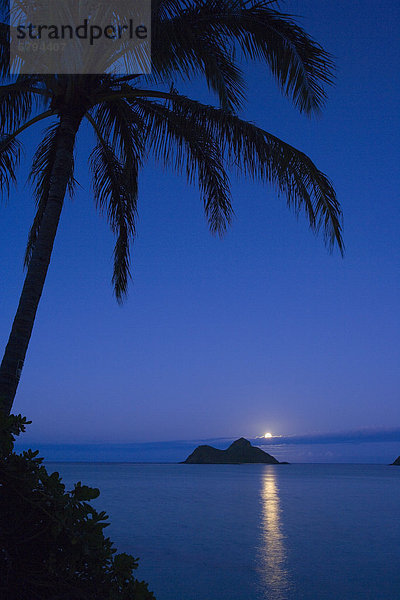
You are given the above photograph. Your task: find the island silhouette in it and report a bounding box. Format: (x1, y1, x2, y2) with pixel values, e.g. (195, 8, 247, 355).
(183, 437, 285, 464)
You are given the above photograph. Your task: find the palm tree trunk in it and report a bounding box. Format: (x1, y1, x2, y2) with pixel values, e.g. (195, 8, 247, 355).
(0, 111, 82, 415)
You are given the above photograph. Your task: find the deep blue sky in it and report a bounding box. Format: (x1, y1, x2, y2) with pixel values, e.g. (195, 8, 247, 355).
(2, 1, 400, 456)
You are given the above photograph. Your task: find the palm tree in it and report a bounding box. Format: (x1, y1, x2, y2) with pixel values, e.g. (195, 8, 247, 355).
(0, 0, 343, 415)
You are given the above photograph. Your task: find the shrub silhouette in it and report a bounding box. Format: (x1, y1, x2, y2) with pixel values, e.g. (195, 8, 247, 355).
(0, 414, 155, 599)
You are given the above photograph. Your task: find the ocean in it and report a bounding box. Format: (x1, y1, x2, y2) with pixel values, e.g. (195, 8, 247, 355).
(50, 463, 400, 600)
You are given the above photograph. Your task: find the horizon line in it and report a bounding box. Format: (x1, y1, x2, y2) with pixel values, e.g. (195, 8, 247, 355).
(15, 426, 400, 448)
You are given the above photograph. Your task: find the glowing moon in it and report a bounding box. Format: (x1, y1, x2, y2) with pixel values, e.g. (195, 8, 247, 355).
(264, 432, 272, 438)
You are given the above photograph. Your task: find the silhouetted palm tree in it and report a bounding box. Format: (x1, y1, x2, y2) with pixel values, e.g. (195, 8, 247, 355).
(0, 0, 343, 414)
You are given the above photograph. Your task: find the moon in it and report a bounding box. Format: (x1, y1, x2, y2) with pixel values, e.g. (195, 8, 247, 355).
(264, 432, 272, 438)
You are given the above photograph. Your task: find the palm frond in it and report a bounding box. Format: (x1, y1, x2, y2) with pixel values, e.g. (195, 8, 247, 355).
(0, 77, 47, 132)
(225, 2, 335, 114)
(143, 1, 246, 110)
(130, 90, 343, 251)
(174, 92, 342, 251)
(90, 94, 144, 162)
(88, 97, 144, 298)
(150, 0, 333, 114)
(89, 139, 138, 302)
(0, 135, 20, 199)
(133, 95, 233, 234)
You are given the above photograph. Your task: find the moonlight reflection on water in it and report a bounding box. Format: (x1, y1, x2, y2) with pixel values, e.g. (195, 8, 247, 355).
(258, 468, 292, 599)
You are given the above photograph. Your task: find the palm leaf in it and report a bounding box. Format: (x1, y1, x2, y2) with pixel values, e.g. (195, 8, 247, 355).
(210, 0, 335, 114)
(0, 77, 46, 132)
(133, 95, 233, 234)
(89, 138, 138, 302)
(129, 89, 343, 251)
(151, 3, 246, 110)
(150, 0, 334, 114)
(0, 134, 20, 199)
(167, 91, 343, 251)
(90, 93, 144, 165)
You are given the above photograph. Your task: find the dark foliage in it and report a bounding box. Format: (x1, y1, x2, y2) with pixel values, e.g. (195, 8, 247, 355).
(0, 414, 155, 600)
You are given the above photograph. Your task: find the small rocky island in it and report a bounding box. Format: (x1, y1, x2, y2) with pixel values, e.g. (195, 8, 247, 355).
(183, 437, 283, 464)
(391, 456, 400, 465)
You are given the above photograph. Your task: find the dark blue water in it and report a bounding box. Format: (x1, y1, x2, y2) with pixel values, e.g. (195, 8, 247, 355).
(51, 463, 400, 600)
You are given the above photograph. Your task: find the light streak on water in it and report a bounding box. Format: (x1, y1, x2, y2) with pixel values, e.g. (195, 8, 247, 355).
(258, 468, 293, 599)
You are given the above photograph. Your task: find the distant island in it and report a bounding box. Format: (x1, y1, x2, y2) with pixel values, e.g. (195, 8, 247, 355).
(183, 437, 285, 464)
(391, 456, 400, 466)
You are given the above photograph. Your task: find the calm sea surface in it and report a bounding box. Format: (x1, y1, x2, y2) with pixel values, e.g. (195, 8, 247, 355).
(50, 463, 400, 600)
